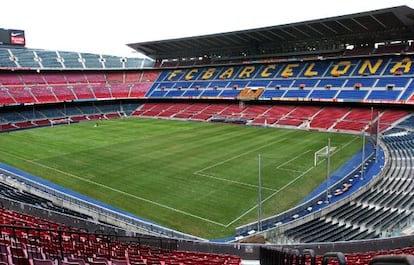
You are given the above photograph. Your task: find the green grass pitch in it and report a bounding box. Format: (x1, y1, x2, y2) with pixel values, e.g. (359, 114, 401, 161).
(0, 118, 362, 239)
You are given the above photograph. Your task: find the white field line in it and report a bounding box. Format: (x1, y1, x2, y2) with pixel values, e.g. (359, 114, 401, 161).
(225, 135, 360, 227)
(194, 171, 277, 192)
(0, 150, 226, 227)
(194, 137, 287, 174)
(225, 165, 315, 227)
(193, 136, 288, 192)
(315, 136, 359, 165)
(0, 135, 360, 229)
(276, 168, 305, 173)
(276, 150, 311, 169)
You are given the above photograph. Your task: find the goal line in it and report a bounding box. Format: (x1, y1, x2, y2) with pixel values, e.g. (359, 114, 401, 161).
(314, 145, 336, 166)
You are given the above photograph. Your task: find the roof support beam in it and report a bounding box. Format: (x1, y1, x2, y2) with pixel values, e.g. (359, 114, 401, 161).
(279, 28, 297, 39)
(306, 24, 326, 36)
(370, 15, 388, 28)
(351, 18, 369, 31)
(335, 20, 353, 32)
(320, 22, 338, 34)
(254, 31, 275, 41)
(266, 30, 286, 40)
(292, 26, 311, 37)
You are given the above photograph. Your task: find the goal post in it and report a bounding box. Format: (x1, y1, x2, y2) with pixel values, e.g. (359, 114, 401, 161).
(50, 117, 71, 127)
(314, 145, 336, 166)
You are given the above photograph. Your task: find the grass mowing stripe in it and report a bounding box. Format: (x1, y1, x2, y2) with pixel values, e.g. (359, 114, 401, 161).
(194, 171, 277, 192)
(226, 165, 316, 227)
(0, 148, 227, 227)
(0, 118, 363, 238)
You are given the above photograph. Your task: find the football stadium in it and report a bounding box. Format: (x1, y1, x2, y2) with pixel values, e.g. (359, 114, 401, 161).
(0, 4, 414, 265)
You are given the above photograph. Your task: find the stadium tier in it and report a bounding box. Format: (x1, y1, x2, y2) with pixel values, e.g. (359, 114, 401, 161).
(2, 192, 414, 265)
(0, 206, 242, 265)
(1, 5, 414, 264)
(0, 101, 409, 133)
(149, 55, 414, 103)
(0, 47, 153, 70)
(233, 115, 414, 240)
(0, 55, 413, 106)
(1, 54, 412, 133)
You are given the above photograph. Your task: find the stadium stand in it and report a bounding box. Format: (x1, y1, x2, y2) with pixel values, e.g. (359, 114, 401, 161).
(0, 47, 153, 70)
(10, 49, 40, 69)
(1, 5, 414, 264)
(0, 101, 140, 131)
(146, 55, 414, 104)
(80, 53, 103, 69)
(2, 56, 408, 133)
(253, 115, 414, 244)
(0, 206, 242, 265)
(101, 55, 123, 69)
(0, 181, 91, 220)
(35, 50, 63, 68)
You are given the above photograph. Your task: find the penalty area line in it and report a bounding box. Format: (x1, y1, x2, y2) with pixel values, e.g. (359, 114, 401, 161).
(226, 135, 361, 227)
(225, 164, 315, 228)
(276, 150, 311, 170)
(194, 137, 287, 174)
(194, 171, 277, 192)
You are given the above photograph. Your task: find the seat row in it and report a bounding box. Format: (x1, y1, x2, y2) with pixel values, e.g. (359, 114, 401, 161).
(283, 119, 414, 243)
(132, 102, 408, 133)
(0, 48, 153, 70)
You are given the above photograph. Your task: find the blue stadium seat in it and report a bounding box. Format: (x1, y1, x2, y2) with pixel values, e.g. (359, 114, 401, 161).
(336, 90, 368, 100)
(148, 90, 168, 98)
(0, 49, 17, 68)
(399, 81, 414, 101)
(366, 90, 401, 100)
(384, 56, 414, 75)
(35, 50, 63, 68)
(247, 79, 271, 87)
(81, 53, 103, 69)
(220, 89, 241, 98)
(58, 51, 84, 69)
(201, 89, 221, 97)
(375, 77, 410, 88)
(173, 81, 192, 89)
(292, 79, 319, 88)
(298, 60, 331, 77)
(190, 81, 209, 89)
(318, 78, 346, 88)
(283, 89, 310, 98)
(269, 79, 294, 88)
(344, 77, 377, 88)
(260, 89, 285, 99)
(228, 80, 249, 88)
(182, 89, 203, 97)
(102, 55, 123, 68)
(10, 48, 40, 68)
(309, 89, 338, 99)
(165, 89, 184, 97)
(124, 57, 147, 68)
(208, 80, 230, 89)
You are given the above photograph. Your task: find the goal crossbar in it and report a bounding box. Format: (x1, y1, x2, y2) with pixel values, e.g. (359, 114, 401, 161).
(314, 146, 336, 166)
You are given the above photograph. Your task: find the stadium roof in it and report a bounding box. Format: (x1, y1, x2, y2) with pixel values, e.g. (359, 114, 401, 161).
(127, 5, 414, 61)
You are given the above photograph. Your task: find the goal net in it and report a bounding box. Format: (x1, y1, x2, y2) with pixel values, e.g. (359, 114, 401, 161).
(50, 118, 71, 127)
(314, 146, 336, 166)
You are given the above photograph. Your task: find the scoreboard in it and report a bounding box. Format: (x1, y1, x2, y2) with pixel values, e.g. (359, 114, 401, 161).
(0, 28, 25, 46)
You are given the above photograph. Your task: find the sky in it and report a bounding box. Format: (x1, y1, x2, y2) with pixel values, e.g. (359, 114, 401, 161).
(1, 0, 412, 58)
